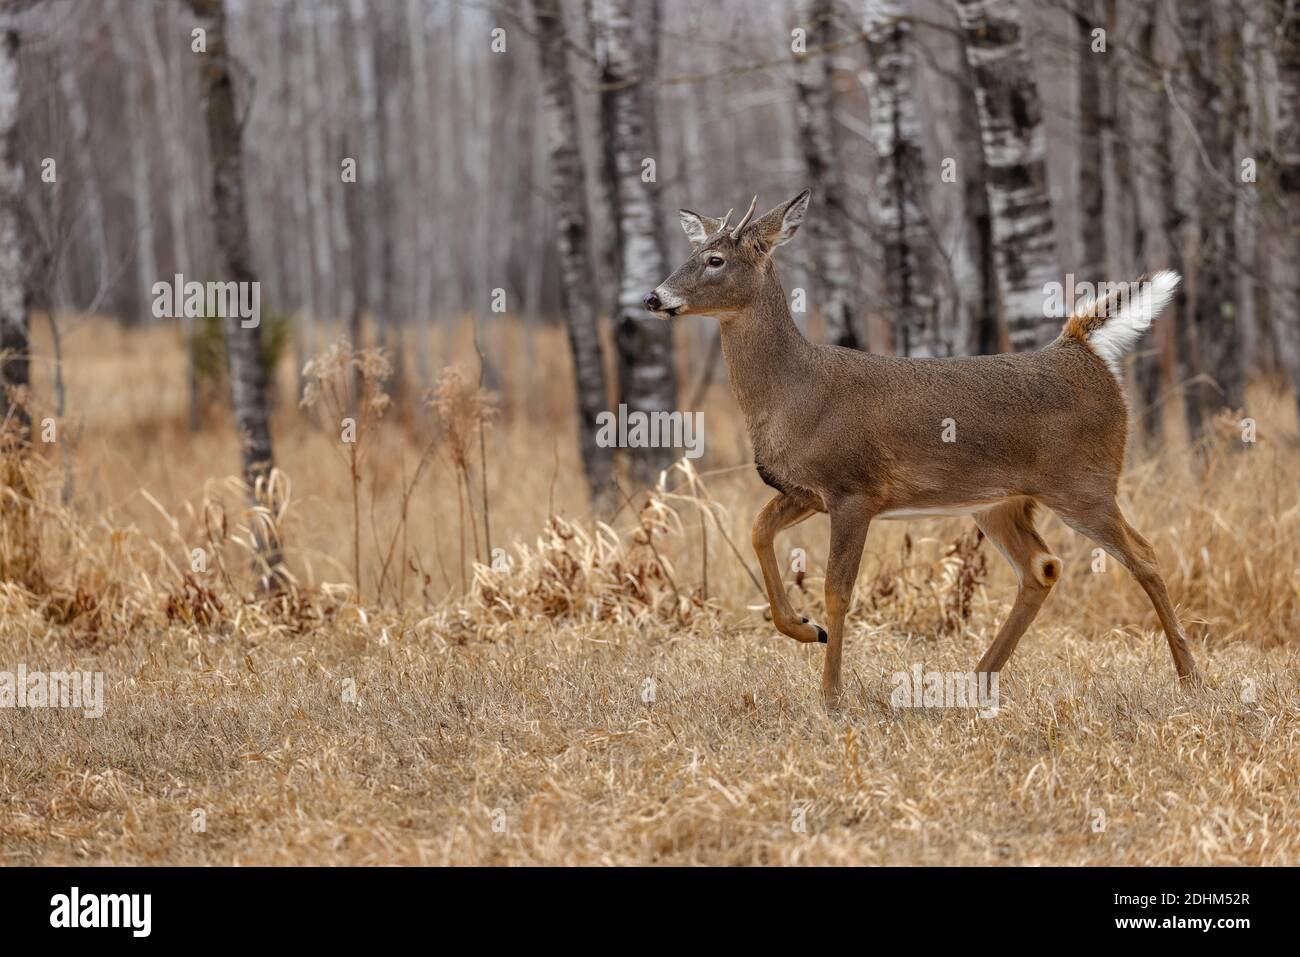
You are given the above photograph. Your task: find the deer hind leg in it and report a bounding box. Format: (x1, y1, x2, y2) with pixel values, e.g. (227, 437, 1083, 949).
(1047, 497, 1200, 685)
(751, 494, 822, 644)
(821, 500, 873, 709)
(973, 498, 1061, 676)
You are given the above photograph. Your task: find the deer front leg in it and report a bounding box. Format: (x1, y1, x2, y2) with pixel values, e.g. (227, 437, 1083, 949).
(751, 494, 821, 643)
(822, 500, 872, 709)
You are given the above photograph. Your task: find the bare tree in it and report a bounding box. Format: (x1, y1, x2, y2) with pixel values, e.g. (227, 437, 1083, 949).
(346, 0, 383, 353)
(113, 11, 157, 325)
(794, 0, 861, 349)
(1075, 0, 1105, 282)
(301, 1, 338, 324)
(0, 25, 27, 435)
(142, 6, 202, 430)
(531, 0, 617, 508)
(407, 0, 435, 386)
(589, 0, 678, 486)
(1176, 0, 1244, 437)
(1276, 0, 1300, 413)
(953, 0, 1060, 350)
(863, 0, 940, 355)
(953, 21, 1001, 356)
(1124, 0, 1168, 441)
(185, 0, 282, 583)
(56, 25, 110, 309)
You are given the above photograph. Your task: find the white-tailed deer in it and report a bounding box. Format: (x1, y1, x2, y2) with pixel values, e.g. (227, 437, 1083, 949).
(643, 191, 1200, 708)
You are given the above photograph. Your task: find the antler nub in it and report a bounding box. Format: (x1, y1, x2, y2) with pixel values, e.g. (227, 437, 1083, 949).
(731, 195, 758, 237)
(715, 208, 734, 234)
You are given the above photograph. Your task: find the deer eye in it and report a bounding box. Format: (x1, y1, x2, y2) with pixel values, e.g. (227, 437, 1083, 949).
(706, 255, 725, 268)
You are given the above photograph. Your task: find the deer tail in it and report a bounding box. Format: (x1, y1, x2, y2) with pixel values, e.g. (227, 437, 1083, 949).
(1061, 270, 1180, 375)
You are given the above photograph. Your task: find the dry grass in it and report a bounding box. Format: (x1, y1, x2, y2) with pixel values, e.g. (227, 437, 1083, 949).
(1, 315, 1298, 865)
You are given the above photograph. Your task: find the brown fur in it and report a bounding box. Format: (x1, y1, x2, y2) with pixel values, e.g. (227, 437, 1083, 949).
(650, 194, 1199, 708)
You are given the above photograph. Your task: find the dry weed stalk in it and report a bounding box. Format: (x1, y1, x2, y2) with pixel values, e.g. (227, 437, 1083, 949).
(301, 340, 391, 601)
(427, 365, 498, 594)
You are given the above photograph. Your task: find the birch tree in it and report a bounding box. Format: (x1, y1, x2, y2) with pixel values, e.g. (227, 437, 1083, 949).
(589, 0, 678, 486)
(1276, 0, 1300, 413)
(863, 0, 940, 355)
(1176, 0, 1243, 436)
(1128, 0, 1168, 440)
(794, 0, 861, 349)
(0, 25, 26, 435)
(531, 0, 617, 508)
(143, 8, 202, 429)
(407, 0, 434, 385)
(954, 22, 1000, 355)
(302, 2, 338, 322)
(347, 0, 383, 350)
(1075, 0, 1105, 283)
(113, 12, 157, 325)
(953, 0, 1060, 350)
(57, 35, 110, 309)
(186, 0, 282, 584)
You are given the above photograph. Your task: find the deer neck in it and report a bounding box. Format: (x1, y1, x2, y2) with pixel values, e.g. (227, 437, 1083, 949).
(719, 261, 815, 437)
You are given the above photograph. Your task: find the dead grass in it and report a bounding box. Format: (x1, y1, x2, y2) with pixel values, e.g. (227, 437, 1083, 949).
(0, 315, 1297, 865)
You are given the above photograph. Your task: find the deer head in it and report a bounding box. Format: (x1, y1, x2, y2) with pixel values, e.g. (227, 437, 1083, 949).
(643, 189, 811, 321)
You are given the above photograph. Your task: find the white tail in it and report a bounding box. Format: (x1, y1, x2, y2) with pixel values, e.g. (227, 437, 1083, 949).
(1064, 270, 1180, 376)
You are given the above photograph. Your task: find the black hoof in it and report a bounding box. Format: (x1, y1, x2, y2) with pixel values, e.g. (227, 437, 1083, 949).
(802, 617, 828, 643)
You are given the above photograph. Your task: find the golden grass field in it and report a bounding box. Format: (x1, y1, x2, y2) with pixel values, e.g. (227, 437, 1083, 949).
(1, 315, 1298, 865)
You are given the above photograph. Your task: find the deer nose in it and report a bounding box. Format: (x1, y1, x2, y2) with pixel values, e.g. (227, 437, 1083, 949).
(643, 291, 662, 312)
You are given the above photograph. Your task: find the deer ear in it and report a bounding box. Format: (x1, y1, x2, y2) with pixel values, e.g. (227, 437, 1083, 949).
(751, 189, 811, 250)
(679, 209, 721, 249)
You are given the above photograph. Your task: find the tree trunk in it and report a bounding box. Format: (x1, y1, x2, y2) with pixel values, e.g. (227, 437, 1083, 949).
(143, 8, 201, 430)
(863, 0, 940, 355)
(1177, 0, 1244, 437)
(589, 0, 678, 487)
(953, 0, 1060, 350)
(0, 27, 28, 436)
(186, 0, 282, 586)
(57, 46, 111, 310)
(531, 0, 618, 509)
(1126, 0, 1165, 442)
(301, 1, 337, 324)
(586, 0, 625, 327)
(1276, 0, 1300, 414)
(114, 14, 157, 326)
(954, 21, 1000, 355)
(795, 0, 861, 349)
(407, 0, 435, 387)
(1075, 0, 1105, 283)
(347, 0, 384, 355)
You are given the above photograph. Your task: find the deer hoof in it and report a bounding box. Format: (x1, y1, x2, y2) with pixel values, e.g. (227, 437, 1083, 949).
(800, 616, 828, 643)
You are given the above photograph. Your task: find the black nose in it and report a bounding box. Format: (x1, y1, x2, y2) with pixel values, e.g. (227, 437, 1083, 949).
(643, 292, 661, 311)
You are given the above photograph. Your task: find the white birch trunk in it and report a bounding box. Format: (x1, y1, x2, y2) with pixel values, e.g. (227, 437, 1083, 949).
(0, 26, 27, 431)
(795, 0, 861, 349)
(590, 0, 678, 485)
(1276, 0, 1300, 412)
(953, 0, 1060, 350)
(863, 0, 940, 355)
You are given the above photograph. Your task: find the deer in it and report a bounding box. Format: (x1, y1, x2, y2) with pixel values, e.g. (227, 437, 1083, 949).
(642, 190, 1201, 709)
